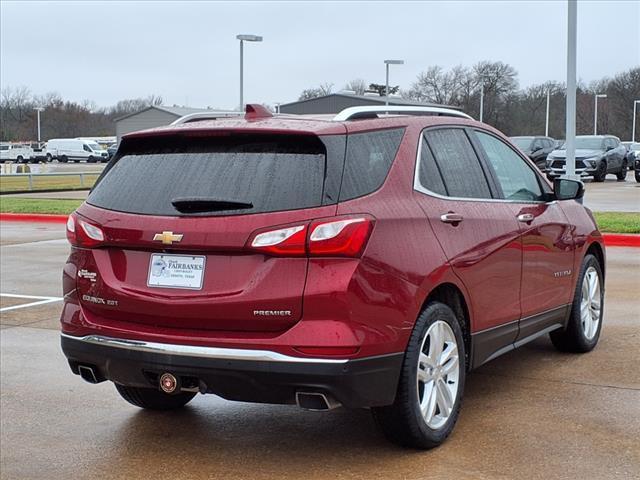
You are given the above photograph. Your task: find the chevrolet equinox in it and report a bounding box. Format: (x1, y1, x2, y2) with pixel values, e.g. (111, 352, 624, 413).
(61, 104, 605, 449)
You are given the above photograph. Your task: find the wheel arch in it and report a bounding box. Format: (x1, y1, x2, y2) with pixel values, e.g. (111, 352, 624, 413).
(585, 241, 605, 278)
(421, 283, 471, 370)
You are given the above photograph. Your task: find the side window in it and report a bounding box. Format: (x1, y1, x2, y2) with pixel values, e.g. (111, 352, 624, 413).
(417, 136, 447, 196)
(544, 139, 553, 148)
(476, 131, 544, 202)
(423, 128, 492, 199)
(83, 144, 92, 153)
(339, 128, 404, 201)
(532, 139, 541, 150)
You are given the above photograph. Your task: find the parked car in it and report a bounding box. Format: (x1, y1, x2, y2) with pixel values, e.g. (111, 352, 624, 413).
(635, 155, 640, 182)
(0, 143, 33, 163)
(46, 138, 109, 163)
(622, 141, 640, 170)
(546, 135, 627, 182)
(107, 143, 118, 160)
(29, 142, 48, 163)
(509, 136, 555, 171)
(60, 104, 605, 449)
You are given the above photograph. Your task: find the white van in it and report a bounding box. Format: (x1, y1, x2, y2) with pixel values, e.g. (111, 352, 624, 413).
(46, 138, 109, 163)
(0, 143, 35, 163)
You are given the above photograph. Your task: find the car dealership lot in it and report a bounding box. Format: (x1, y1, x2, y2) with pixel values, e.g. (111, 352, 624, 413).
(582, 171, 640, 212)
(1, 221, 639, 479)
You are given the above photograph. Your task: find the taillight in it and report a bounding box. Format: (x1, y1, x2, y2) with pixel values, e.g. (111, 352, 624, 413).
(246, 215, 374, 258)
(249, 225, 307, 256)
(308, 217, 373, 257)
(66, 212, 105, 248)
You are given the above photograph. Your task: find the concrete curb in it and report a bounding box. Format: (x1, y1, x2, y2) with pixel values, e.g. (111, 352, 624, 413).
(0, 213, 69, 223)
(1, 213, 639, 247)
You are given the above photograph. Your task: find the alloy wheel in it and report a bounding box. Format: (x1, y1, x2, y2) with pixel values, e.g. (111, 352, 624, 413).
(580, 266, 601, 340)
(416, 320, 460, 429)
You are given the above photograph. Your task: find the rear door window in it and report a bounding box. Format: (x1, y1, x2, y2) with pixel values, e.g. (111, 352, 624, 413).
(88, 135, 329, 216)
(339, 128, 404, 201)
(422, 128, 493, 199)
(417, 136, 447, 196)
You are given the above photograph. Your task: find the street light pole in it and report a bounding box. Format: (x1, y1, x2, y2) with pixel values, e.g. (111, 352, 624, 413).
(632, 100, 640, 142)
(545, 89, 550, 137)
(34, 107, 44, 142)
(236, 34, 263, 110)
(479, 82, 484, 123)
(594, 93, 607, 135)
(383, 59, 404, 107)
(564, 0, 578, 180)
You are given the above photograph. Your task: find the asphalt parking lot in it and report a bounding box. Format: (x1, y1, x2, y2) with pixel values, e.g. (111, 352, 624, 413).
(1, 221, 638, 480)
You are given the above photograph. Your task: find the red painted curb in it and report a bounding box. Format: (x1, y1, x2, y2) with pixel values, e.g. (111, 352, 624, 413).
(603, 234, 640, 247)
(0, 213, 68, 224)
(1, 213, 639, 247)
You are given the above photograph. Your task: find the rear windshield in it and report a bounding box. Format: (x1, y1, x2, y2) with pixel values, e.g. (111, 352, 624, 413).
(88, 135, 327, 216)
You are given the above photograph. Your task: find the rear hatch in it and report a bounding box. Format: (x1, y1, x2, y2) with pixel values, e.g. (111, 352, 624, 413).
(73, 131, 344, 333)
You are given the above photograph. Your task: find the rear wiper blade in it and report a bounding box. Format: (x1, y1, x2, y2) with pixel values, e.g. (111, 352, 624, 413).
(171, 197, 253, 213)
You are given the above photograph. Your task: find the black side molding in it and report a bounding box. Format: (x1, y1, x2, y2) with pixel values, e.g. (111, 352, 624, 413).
(471, 304, 571, 369)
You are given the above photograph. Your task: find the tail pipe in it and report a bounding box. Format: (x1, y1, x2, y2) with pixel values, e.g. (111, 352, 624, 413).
(295, 391, 341, 411)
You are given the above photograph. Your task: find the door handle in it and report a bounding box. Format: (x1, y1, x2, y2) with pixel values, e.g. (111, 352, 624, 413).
(440, 213, 464, 224)
(517, 213, 535, 223)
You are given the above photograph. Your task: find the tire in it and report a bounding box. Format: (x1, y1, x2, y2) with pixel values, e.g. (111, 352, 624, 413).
(593, 161, 607, 182)
(372, 302, 466, 449)
(550, 254, 604, 353)
(115, 384, 196, 410)
(635, 170, 640, 183)
(616, 161, 627, 181)
(59, 155, 68, 163)
(87, 156, 95, 163)
(16, 155, 24, 163)
(46, 154, 53, 162)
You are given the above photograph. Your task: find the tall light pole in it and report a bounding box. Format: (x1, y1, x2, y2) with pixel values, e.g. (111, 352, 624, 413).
(545, 89, 551, 137)
(34, 107, 44, 142)
(236, 34, 263, 110)
(384, 59, 404, 107)
(594, 93, 607, 135)
(564, 0, 578, 180)
(479, 76, 489, 123)
(632, 100, 640, 142)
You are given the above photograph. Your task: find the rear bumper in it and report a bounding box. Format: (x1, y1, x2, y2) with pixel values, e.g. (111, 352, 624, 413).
(60, 333, 403, 408)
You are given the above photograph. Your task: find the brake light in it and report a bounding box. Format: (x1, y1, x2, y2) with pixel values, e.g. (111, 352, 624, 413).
(249, 224, 307, 256)
(66, 212, 105, 248)
(308, 217, 373, 257)
(246, 215, 374, 258)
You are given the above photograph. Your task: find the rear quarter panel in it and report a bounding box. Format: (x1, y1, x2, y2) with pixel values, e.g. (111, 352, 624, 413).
(328, 124, 473, 356)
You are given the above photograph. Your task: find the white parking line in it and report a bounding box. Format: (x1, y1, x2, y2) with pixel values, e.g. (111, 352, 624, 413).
(0, 293, 63, 312)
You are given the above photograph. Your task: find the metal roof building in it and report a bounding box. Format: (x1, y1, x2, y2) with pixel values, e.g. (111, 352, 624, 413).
(114, 106, 225, 141)
(278, 93, 456, 115)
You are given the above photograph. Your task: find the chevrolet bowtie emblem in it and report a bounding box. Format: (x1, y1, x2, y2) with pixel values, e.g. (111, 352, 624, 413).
(153, 231, 184, 245)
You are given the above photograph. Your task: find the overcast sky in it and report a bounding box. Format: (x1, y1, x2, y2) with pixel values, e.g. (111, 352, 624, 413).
(1, 1, 638, 110)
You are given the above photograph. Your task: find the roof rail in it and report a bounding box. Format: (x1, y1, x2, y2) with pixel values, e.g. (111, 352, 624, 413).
(332, 106, 473, 122)
(170, 111, 242, 126)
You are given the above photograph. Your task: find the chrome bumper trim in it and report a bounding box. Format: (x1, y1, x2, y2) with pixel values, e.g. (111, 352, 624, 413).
(61, 333, 349, 364)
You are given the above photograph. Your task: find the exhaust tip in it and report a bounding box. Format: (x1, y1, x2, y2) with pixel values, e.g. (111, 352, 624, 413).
(78, 365, 99, 384)
(296, 392, 341, 411)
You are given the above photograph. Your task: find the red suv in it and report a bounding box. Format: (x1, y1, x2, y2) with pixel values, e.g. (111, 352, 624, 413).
(61, 104, 605, 448)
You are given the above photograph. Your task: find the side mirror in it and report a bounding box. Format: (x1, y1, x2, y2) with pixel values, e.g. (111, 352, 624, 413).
(554, 178, 584, 201)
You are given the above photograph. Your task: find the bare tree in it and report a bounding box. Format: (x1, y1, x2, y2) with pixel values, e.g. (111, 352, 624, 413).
(343, 79, 367, 95)
(298, 82, 334, 100)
